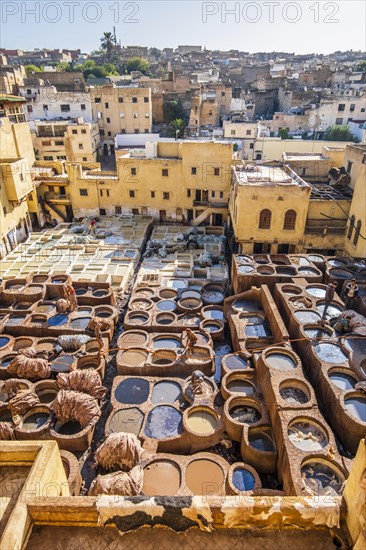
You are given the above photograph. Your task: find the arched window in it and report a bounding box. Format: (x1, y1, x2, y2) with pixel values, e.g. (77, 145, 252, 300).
(283, 209, 297, 230)
(347, 215, 355, 240)
(259, 209, 272, 229)
(353, 220, 362, 246)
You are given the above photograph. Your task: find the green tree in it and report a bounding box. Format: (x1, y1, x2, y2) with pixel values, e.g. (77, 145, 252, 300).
(55, 62, 73, 72)
(149, 47, 161, 60)
(278, 128, 290, 139)
(124, 57, 150, 74)
(100, 31, 116, 62)
(323, 125, 356, 142)
(168, 118, 187, 138)
(25, 64, 43, 75)
(163, 98, 186, 124)
(355, 60, 366, 72)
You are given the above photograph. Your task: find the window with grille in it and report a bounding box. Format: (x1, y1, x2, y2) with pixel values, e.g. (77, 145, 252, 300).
(353, 220, 362, 246)
(259, 209, 272, 229)
(283, 209, 297, 230)
(347, 215, 355, 239)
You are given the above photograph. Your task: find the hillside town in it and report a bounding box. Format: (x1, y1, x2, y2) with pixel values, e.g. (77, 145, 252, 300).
(0, 35, 366, 550)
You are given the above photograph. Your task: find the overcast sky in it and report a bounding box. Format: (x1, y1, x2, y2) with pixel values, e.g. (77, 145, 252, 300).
(2, 1, 365, 54)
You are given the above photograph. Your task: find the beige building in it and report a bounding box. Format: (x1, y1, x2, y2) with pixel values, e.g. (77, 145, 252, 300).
(0, 95, 38, 256)
(33, 140, 233, 225)
(90, 84, 152, 155)
(31, 119, 100, 163)
(344, 144, 366, 258)
(230, 164, 311, 254)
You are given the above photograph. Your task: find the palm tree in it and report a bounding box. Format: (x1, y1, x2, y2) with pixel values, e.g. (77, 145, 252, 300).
(168, 118, 187, 139)
(100, 32, 116, 62)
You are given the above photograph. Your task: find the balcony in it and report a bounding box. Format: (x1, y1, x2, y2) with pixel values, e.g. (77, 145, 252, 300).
(305, 225, 347, 236)
(209, 201, 228, 209)
(43, 192, 70, 204)
(193, 200, 209, 207)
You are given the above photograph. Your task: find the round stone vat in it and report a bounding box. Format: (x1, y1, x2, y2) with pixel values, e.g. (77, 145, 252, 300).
(288, 418, 328, 451)
(134, 287, 155, 299)
(221, 372, 256, 400)
(155, 312, 176, 326)
(248, 427, 276, 452)
(185, 406, 218, 436)
(106, 408, 144, 437)
(238, 264, 255, 275)
(12, 337, 34, 351)
(60, 450, 82, 496)
(152, 336, 182, 349)
(282, 285, 302, 295)
(232, 299, 261, 313)
(303, 325, 333, 341)
(202, 289, 225, 306)
(130, 298, 153, 311)
(185, 459, 225, 496)
(316, 302, 343, 319)
(221, 353, 251, 378)
(0, 354, 17, 377)
(51, 415, 98, 451)
(119, 349, 148, 368)
(179, 314, 200, 327)
(5, 314, 28, 327)
(298, 267, 320, 276)
(0, 379, 33, 404)
(152, 381, 182, 404)
(70, 317, 92, 330)
(200, 319, 224, 340)
(51, 275, 68, 285)
(301, 460, 345, 496)
(156, 300, 177, 312)
(125, 311, 150, 326)
(228, 463, 259, 494)
(0, 336, 11, 351)
(15, 405, 52, 439)
(202, 306, 225, 321)
(143, 460, 181, 496)
(224, 396, 262, 441)
(77, 355, 104, 377)
(75, 288, 88, 296)
(237, 255, 254, 265)
(34, 380, 58, 404)
(344, 393, 366, 423)
(84, 339, 100, 354)
(118, 330, 148, 349)
(279, 380, 311, 406)
(151, 350, 178, 366)
(294, 310, 321, 324)
(328, 369, 358, 391)
(257, 265, 275, 275)
(35, 303, 55, 315)
(181, 290, 201, 300)
(92, 289, 109, 298)
(144, 405, 183, 439)
(329, 268, 353, 280)
(32, 275, 49, 284)
(114, 378, 150, 405)
(94, 306, 115, 320)
(48, 313, 69, 327)
(263, 350, 298, 371)
(313, 342, 347, 364)
(276, 266, 297, 276)
(328, 258, 348, 268)
(305, 286, 326, 298)
(158, 288, 178, 300)
(177, 297, 202, 314)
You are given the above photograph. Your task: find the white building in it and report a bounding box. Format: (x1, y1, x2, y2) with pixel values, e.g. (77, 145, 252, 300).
(20, 85, 93, 122)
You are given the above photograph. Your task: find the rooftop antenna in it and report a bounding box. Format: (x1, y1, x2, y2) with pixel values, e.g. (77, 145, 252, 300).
(113, 26, 117, 44)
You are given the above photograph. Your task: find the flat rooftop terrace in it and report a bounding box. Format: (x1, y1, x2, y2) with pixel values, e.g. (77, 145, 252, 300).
(310, 182, 354, 200)
(233, 165, 307, 187)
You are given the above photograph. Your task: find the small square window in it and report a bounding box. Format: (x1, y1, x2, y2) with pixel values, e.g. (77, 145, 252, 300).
(129, 190, 135, 198)
(79, 144, 83, 149)
(106, 117, 110, 123)
(134, 129, 140, 134)
(133, 113, 138, 119)
(131, 167, 137, 176)
(19, 173, 24, 182)
(27, 105, 33, 112)
(118, 97, 124, 103)
(162, 169, 168, 177)
(72, 129, 77, 134)
(144, 129, 149, 133)
(246, 130, 251, 136)
(151, 191, 155, 198)
(99, 129, 105, 136)
(43, 104, 48, 110)
(95, 98, 101, 103)
(335, 118, 343, 125)
(115, 206, 122, 214)
(83, 157, 87, 161)
(108, 132, 111, 136)
(100, 189, 103, 197)
(191, 167, 197, 175)
(132, 208, 139, 215)
(132, 97, 138, 103)
(212, 191, 215, 198)
(80, 189, 88, 196)
(99, 208, 106, 216)
(219, 191, 224, 198)
(187, 189, 191, 198)
(81, 104, 86, 110)
(163, 192, 170, 200)
(214, 168, 220, 176)
(350, 104, 355, 112)
(60, 104, 70, 112)
(231, 130, 235, 136)
(81, 129, 87, 134)
(250, 143, 254, 149)
(105, 102, 109, 109)
(338, 104, 345, 111)
(144, 97, 149, 103)
(121, 129, 126, 134)
(106, 189, 110, 197)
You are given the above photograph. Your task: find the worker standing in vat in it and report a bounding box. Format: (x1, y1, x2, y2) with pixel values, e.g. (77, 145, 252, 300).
(342, 278, 359, 310)
(183, 328, 198, 358)
(64, 284, 78, 312)
(321, 282, 338, 320)
(89, 218, 96, 235)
